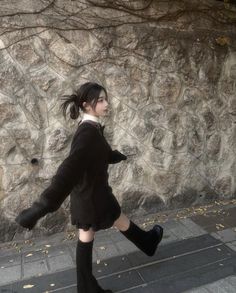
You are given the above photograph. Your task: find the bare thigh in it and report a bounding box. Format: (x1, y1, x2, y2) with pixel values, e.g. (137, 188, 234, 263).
(113, 212, 130, 231)
(78, 227, 95, 242)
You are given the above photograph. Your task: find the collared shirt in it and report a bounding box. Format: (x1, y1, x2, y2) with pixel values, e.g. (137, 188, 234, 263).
(80, 113, 104, 134)
(81, 113, 100, 123)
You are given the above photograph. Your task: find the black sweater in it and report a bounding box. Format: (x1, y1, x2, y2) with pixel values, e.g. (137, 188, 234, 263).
(15, 120, 127, 231)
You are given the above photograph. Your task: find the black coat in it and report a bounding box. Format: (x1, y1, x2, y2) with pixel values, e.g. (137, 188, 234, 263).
(15, 120, 127, 231)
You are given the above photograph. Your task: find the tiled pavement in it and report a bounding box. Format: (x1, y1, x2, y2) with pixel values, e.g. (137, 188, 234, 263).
(0, 202, 236, 293)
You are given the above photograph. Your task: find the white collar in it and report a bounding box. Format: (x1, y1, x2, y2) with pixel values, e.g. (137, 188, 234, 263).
(81, 113, 100, 123)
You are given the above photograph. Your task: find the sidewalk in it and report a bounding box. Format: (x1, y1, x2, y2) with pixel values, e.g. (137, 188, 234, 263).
(0, 199, 236, 293)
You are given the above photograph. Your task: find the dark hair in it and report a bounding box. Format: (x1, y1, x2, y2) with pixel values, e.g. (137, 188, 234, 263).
(60, 82, 108, 120)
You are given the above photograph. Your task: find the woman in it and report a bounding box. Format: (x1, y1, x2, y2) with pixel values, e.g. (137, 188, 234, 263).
(15, 82, 163, 293)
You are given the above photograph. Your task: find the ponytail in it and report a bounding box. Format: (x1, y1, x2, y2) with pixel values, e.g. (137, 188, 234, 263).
(60, 93, 81, 120)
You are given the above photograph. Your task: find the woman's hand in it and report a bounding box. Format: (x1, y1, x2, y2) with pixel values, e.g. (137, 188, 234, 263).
(15, 202, 48, 230)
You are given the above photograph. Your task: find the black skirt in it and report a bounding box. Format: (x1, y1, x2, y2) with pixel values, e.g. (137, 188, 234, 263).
(71, 189, 122, 232)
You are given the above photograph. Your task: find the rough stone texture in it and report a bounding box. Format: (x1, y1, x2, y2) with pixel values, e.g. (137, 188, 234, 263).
(0, 0, 236, 241)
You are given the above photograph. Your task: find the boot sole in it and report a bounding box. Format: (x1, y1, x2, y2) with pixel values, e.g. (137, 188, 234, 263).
(154, 225, 164, 244)
(148, 225, 164, 256)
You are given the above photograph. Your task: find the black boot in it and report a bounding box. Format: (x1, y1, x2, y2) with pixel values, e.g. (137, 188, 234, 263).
(120, 220, 163, 256)
(76, 238, 113, 293)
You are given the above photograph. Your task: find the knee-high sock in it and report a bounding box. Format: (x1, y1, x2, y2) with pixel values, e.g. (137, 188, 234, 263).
(76, 239, 113, 293)
(76, 238, 99, 292)
(119, 220, 163, 256)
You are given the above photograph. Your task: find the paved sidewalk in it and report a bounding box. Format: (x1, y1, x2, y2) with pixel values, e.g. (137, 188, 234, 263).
(0, 199, 236, 292)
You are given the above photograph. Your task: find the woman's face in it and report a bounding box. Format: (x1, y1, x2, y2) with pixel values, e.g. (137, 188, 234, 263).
(85, 90, 109, 117)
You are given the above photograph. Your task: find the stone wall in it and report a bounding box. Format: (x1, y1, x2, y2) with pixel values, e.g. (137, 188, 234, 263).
(0, 0, 236, 242)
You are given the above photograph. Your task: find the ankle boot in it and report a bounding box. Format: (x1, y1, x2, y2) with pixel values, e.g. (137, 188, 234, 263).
(120, 220, 163, 256)
(76, 238, 113, 293)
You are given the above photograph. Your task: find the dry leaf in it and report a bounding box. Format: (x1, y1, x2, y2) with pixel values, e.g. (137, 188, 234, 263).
(23, 284, 35, 289)
(25, 253, 33, 257)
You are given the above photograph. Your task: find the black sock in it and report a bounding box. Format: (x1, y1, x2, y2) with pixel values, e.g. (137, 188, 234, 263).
(76, 238, 113, 293)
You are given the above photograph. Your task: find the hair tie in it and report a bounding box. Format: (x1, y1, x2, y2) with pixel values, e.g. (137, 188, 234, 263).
(71, 94, 78, 102)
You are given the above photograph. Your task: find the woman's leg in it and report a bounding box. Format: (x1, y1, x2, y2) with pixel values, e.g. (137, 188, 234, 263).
(113, 212, 163, 257)
(113, 212, 131, 231)
(78, 227, 95, 242)
(76, 227, 113, 293)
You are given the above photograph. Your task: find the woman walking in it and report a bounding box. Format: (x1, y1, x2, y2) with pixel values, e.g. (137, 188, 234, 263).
(15, 82, 163, 293)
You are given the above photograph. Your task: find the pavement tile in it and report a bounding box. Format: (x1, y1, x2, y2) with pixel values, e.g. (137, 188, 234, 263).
(0, 284, 13, 293)
(179, 218, 207, 237)
(120, 283, 152, 293)
(0, 265, 21, 285)
(137, 245, 234, 283)
(227, 275, 236, 287)
(97, 269, 144, 292)
(93, 254, 132, 278)
(23, 259, 48, 278)
(159, 228, 179, 246)
(211, 228, 236, 243)
(225, 241, 236, 251)
(51, 285, 77, 292)
(162, 220, 195, 239)
(109, 230, 127, 242)
(12, 268, 76, 293)
(139, 256, 236, 293)
(23, 249, 46, 263)
(114, 240, 139, 255)
(95, 243, 121, 260)
(190, 206, 236, 233)
(183, 288, 210, 293)
(47, 253, 74, 271)
(205, 278, 236, 293)
(0, 254, 21, 268)
(94, 233, 114, 246)
(45, 243, 70, 258)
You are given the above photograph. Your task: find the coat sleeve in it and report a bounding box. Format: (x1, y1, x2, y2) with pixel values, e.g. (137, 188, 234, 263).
(38, 126, 96, 212)
(15, 126, 96, 230)
(108, 149, 127, 164)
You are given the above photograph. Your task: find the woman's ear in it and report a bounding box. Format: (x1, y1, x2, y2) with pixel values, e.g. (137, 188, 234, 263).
(83, 101, 89, 110)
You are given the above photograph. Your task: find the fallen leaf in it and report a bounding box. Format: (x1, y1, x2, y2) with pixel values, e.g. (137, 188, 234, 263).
(23, 284, 35, 289)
